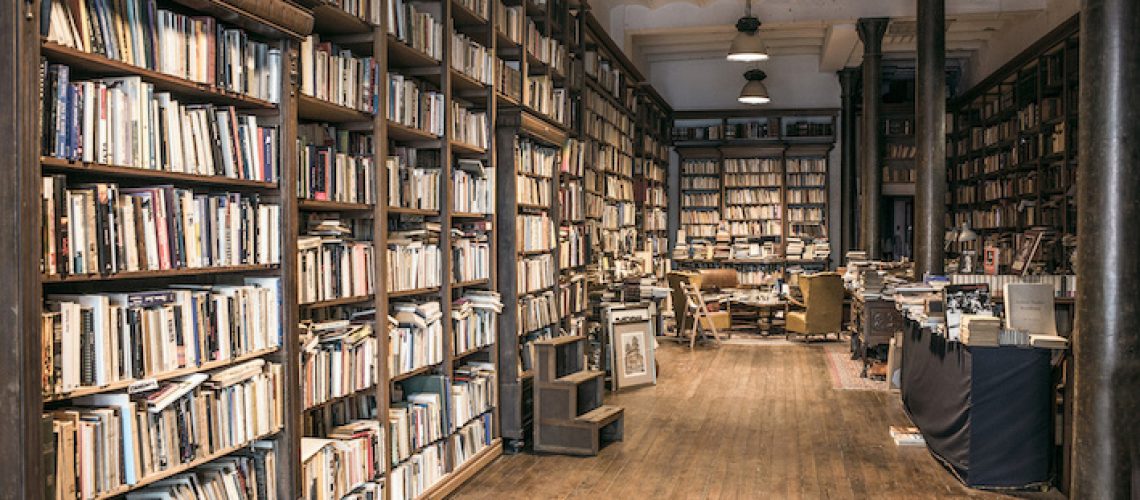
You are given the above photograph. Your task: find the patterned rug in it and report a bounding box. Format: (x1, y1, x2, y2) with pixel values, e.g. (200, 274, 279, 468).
(822, 342, 890, 391)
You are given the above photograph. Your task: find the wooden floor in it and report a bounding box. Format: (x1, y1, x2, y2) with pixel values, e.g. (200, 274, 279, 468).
(451, 341, 1038, 499)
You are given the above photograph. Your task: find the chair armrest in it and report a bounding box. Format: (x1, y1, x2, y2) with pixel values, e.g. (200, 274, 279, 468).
(787, 297, 806, 309)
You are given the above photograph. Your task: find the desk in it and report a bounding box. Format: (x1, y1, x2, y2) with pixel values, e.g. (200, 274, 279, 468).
(850, 294, 904, 376)
(901, 319, 1052, 488)
(728, 294, 786, 336)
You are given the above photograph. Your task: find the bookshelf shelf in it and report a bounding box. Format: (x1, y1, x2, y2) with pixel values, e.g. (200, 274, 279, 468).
(42, 347, 281, 403)
(297, 199, 375, 212)
(417, 439, 503, 499)
(309, 4, 374, 35)
(451, 140, 489, 156)
(297, 94, 374, 123)
(388, 286, 443, 298)
(453, 278, 491, 288)
(391, 364, 437, 382)
(451, 211, 491, 219)
(386, 34, 442, 68)
(451, 69, 490, 93)
(387, 120, 442, 142)
(41, 264, 280, 284)
(387, 206, 442, 217)
(40, 157, 279, 191)
(454, 344, 493, 360)
(40, 42, 279, 110)
(303, 384, 377, 413)
(298, 294, 376, 309)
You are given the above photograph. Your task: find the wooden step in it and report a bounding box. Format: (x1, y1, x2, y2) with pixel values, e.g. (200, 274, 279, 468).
(553, 370, 604, 385)
(575, 405, 623, 427)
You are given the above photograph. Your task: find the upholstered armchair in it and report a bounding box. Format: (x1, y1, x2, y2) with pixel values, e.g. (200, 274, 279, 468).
(786, 272, 844, 342)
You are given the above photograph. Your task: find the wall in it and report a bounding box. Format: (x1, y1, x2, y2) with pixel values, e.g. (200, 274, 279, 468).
(964, 0, 1079, 88)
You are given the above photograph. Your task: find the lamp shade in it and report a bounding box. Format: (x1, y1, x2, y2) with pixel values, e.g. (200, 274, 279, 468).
(738, 69, 770, 104)
(727, 31, 769, 62)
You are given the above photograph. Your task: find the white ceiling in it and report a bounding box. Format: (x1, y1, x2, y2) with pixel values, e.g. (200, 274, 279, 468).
(599, 0, 1046, 74)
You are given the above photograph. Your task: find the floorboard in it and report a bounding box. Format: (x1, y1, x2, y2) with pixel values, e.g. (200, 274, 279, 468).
(450, 342, 1049, 499)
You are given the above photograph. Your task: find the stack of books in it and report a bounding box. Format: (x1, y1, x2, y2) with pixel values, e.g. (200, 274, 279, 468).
(960, 315, 1001, 346)
(388, 302, 444, 375)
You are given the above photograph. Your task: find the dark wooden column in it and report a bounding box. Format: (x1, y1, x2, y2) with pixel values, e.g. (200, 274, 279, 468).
(0, 0, 43, 497)
(838, 68, 860, 259)
(1074, 0, 1140, 497)
(856, 17, 888, 257)
(915, 0, 946, 276)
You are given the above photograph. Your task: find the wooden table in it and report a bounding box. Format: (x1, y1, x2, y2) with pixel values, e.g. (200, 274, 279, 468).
(727, 293, 787, 337)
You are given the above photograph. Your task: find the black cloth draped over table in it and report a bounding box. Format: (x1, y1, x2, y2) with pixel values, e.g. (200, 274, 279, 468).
(900, 319, 1052, 489)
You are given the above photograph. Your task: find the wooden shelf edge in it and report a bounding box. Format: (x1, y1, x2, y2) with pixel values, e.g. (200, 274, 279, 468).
(42, 264, 279, 283)
(42, 157, 279, 189)
(422, 439, 503, 500)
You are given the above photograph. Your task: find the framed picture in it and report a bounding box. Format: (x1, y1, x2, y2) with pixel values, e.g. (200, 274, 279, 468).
(610, 319, 656, 390)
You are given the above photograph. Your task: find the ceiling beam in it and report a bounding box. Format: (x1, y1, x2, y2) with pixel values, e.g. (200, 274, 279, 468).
(819, 23, 859, 72)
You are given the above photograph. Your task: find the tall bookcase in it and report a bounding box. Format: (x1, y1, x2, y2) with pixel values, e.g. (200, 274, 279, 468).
(3, 0, 673, 494)
(634, 84, 672, 278)
(946, 17, 1078, 275)
(672, 109, 836, 275)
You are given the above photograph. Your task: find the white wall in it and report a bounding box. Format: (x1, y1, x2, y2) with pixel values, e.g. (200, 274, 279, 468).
(965, 0, 1079, 88)
(649, 54, 840, 111)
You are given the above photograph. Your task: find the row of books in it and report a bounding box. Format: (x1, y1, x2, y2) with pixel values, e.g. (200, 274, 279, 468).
(518, 254, 555, 293)
(387, 148, 442, 211)
(788, 207, 825, 222)
(389, 388, 445, 465)
(601, 203, 636, 229)
(645, 210, 667, 231)
(49, 360, 283, 499)
(449, 414, 494, 471)
(559, 226, 586, 268)
(725, 189, 780, 205)
(525, 20, 567, 74)
(681, 177, 719, 190)
(450, 32, 494, 85)
(453, 160, 495, 214)
(387, 73, 445, 136)
(451, 363, 495, 426)
(46, 1, 281, 103)
(390, 441, 444, 500)
(726, 205, 781, 220)
(518, 290, 557, 334)
(453, 231, 490, 283)
(562, 139, 585, 177)
(42, 67, 281, 182)
(682, 159, 718, 175)
(496, 58, 522, 101)
(452, 292, 502, 355)
(42, 278, 282, 394)
(559, 181, 584, 221)
(387, 0, 444, 60)
(788, 190, 826, 204)
(389, 302, 444, 376)
(387, 225, 442, 292)
(681, 211, 720, 225)
(516, 215, 556, 252)
(517, 174, 551, 206)
(726, 220, 782, 237)
(300, 320, 377, 410)
(299, 35, 380, 114)
(41, 177, 282, 277)
(605, 175, 634, 200)
(644, 185, 666, 206)
(725, 174, 782, 187)
(111, 442, 278, 500)
(298, 236, 375, 304)
(300, 420, 384, 500)
(787, 174, 826, 186)
(724, 158, 781, 173)
(494, 1, 524, 45)
(452, 103, 489, 149)
(516, 139, 558, 177)
(683, 193, 719, 207)
(598, 227, 637, 255)
(298, 125, 375, 204)
(525, 75, 566, 123)
(560, 276, 587, 316)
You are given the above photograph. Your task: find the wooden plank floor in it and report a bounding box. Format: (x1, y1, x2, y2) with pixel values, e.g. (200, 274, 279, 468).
(451, 342, 1043, 500)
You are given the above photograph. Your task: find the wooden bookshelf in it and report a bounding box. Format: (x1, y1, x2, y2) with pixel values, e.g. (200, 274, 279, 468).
(946, 17, 1078, 275)
(634, 84, 673, 276)
(3, 0, 675, 496)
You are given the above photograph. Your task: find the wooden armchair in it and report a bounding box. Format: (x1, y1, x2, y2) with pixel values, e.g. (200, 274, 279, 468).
(785, 272, 844, 342)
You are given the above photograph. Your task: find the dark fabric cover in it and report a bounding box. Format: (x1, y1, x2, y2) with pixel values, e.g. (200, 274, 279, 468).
(901, 320, 1052, 488)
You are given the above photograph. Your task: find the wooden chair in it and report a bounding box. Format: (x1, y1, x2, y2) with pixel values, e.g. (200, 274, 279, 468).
(785, 272, 845, 342)
(679, 278, 728, 349)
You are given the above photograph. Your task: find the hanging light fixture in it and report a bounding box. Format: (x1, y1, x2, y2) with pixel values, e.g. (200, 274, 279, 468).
(738, 69, 770, 104)
(727, 0, 768, 62)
